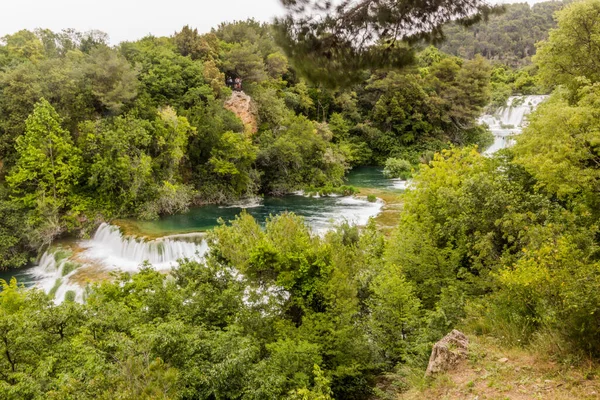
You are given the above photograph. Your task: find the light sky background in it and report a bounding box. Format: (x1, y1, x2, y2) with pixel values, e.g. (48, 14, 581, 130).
(1, 0, 549, 45)
(0, 0, 285, 45)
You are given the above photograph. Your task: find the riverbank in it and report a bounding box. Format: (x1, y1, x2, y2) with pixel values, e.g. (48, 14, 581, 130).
(395, 335, 600, 400)
(357, 187, 404, 233)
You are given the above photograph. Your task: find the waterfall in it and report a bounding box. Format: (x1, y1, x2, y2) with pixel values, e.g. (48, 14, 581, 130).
(29, 223, 208, 304)
(481, 95, 547, 154)
(82, 223, 208, 271)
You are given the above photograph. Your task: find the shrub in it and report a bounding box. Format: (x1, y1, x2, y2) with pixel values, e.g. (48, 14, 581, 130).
(61, 262, 80, 277)
(64, 290, 77, 302)
(383, 158, 412, 180)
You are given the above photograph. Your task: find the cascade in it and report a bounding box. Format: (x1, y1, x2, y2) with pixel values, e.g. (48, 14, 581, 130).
(481, 95, 547, 154)
(28, 224, 208, 303)
(82, 223, 208, 271)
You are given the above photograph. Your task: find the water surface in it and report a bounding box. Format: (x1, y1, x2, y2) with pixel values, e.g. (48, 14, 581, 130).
(128, 194, 382, 237)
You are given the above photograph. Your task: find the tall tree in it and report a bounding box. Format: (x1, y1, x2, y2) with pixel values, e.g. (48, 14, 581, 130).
(7, 98, 82, 210)
(83, 46, 139, 113)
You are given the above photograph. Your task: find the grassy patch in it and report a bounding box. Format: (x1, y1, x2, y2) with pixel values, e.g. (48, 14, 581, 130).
(356, 187, 404, 233)
(48, 278, 63, 299)
(398, 335, 600, 400)
(61, 262, 80, 277)
(52, 247, 72, 264)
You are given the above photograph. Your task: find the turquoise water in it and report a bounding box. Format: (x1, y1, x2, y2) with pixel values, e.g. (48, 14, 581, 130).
(0, 167, 393, 285)
(0, 266, 38, 287)
(346, 166, 393, 189)
(129, 167, 396, 236)
(129, 194, 381, 236)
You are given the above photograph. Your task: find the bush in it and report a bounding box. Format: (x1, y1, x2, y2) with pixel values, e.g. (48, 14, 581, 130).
(139, 182, 195, 220)
(61, 262, 80, 277)
(64, 290, 77, 302)
(367, 194, 377, 203)
(383, 158, 412, 179)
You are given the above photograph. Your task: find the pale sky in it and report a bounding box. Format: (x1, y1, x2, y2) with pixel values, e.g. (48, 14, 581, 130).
(1, 0, 551, 45)
(0, 0, 285, 44)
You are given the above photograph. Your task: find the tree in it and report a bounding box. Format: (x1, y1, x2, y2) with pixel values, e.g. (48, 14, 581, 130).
(383, 158, 412, 179)
(0, 187, 30, 269)
(78, 30, 109, 53)
(256, 115, 348, 194)
(222, 42, 267, 83)
(438, 2, 564, 67)
(7, 99, 82, 211)
(275, 0, 501, 86)
(151, 106, 195, 182)
(202, 59, 226, 97)
(368, 265, 421, 363)
(2, 30, 45, 62)
(120, 37, 205, 108)
(386, 148, 551, 307)
(266, 52, 289, 79)
(78, 115, 154, 214)
(83, 46, 139, 113)
(513, 86, 600, 200)
(535, 0, 600, 93)
(173, 25, 204, 59)
(209, 131, 258, 195)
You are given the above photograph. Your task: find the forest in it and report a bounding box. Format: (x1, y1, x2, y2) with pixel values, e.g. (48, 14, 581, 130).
(0, 20, 495, 269)
(4, 0, 600, 398)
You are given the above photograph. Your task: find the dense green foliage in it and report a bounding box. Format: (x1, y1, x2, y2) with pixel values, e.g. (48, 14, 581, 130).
(439, 1, 566, 107)
(275, 0, 500, 86)
(0, 217, 411, 399)
(392, 0, 600, 358)
(0, 0, 600, 400)
(439, 1, 563, 67)
(0, 21, 493, 269)
(6, 0, 600, 397)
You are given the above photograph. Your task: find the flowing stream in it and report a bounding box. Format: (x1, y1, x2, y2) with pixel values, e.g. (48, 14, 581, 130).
(3, 92, 547, 304)
(481, 95, 547, 154)
(1, 176, 394, 302)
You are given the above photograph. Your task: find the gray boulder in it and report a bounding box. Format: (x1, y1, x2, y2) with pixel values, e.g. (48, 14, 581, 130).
(425, 329, 469, 377)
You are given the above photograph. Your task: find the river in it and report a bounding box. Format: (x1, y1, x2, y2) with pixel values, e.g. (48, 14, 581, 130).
(1, 93, 547, 301)
(0, 167, 401, 301)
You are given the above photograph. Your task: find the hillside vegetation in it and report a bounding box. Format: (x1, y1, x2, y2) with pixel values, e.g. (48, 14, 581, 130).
(0, 22, 493, 269)
(3, 0, 600, 399)
(439, 1, 564, 67)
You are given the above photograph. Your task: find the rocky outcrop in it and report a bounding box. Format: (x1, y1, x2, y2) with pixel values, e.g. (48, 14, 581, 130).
(224, 91, 258, 135)
(425, 330, 469, 377)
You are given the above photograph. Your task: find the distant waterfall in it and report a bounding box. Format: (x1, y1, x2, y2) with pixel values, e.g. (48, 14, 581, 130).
(481, 95, 547, 154)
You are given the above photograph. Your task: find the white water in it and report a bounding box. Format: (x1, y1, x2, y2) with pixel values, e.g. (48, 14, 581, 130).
(82, 223, 208, 271)
(481, 95, 547, 154)
(30, 224, 208, 303)
(390, 179, 412, 190)
(28, 252, 88, 303)
(306, 196, 383, 234)
(27, 195, 382, 303)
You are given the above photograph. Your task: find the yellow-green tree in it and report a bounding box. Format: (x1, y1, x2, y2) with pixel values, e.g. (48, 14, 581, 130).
(7, 98, 82, 211)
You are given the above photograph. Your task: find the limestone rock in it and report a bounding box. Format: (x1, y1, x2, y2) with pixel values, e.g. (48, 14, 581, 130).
(425, 329, 469, 377)
(224, 91, 258, 135)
